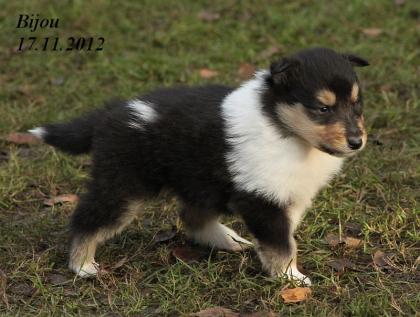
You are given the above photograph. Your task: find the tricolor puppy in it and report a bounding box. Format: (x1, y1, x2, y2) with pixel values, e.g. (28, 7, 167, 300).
(30, 47, 368, 285)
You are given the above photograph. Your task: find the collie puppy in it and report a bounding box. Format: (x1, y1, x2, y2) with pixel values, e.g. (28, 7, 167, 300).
(30, 47, 368, 285)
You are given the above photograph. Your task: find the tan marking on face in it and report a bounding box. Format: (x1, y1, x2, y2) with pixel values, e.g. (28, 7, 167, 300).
(351, 83, 359, 103)
(277, 104, 348, 152)
(319, 122, 347, 149)
(316, 89, 336, 106)
(358, 115, 367, 149)
(277, 104, 321, 146)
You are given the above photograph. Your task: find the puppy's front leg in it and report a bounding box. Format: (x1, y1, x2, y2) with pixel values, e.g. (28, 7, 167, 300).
(232, 193, 311, 285)
(256, 238, 311, 285)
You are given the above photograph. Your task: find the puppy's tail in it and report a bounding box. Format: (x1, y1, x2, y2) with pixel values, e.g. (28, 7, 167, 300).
(29, 109, 104, 155)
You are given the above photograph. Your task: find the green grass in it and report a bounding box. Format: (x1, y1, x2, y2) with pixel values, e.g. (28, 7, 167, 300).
(1, 0, 419, 316)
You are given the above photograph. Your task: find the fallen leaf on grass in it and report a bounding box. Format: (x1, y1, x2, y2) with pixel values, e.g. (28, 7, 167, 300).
(190, 306, 238, 317)
(325, 233, 340, 247)
(113, 256, 128, 269)
(344, 222, 363, 236)
(325, 233, 362, 249)
(63, 288, 79, 296)
(343, 237, 362, 248)
(327, 258, 355, 272)
(199, 68, 219, 79)
(280, 287, 312, 303)
(361, 28, 383, 37)
(46, 273, 69, 285)
(154, 227, 176, 243)
(44, 194, 79, 206)
(373, 250, 395, 268)
(32, 95, 46, 105)
(1, 132, 40, 145)
(172, 245, 208, 263)
(238, 63, 256, 80)
(9, 282, 35, 297)
(197, 10, 220, 22)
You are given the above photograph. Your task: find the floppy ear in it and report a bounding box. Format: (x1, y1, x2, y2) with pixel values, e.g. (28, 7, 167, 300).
(270, 58, 301, 85)
(343, 54, 369, 67)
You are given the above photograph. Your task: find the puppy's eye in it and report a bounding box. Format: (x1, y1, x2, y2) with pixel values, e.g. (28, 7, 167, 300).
(319, 106, 330, 113)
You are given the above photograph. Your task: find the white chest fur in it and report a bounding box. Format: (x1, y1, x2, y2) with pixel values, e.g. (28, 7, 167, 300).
(222, 73, 343, 228)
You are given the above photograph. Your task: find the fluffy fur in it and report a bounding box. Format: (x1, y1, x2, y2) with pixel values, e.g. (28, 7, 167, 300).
(30, 47, 368, 285)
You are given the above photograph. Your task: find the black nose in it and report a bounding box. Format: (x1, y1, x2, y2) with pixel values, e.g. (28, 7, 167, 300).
(347, 137, 363, 150)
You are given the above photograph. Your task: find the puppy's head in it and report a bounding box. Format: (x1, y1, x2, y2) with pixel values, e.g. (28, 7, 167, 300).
(267, 47, 369, 157)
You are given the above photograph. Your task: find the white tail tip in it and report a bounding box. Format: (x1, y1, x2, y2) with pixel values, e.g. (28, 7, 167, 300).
(28, 127, 46, 139)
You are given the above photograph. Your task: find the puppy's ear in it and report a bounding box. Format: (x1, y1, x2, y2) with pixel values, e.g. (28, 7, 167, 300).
(343, 54, 369, 67)
(270, 58, 301, 85)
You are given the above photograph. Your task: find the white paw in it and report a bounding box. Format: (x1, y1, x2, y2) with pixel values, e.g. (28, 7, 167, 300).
(69, 260, 99, 277)
(191, 222, 253, 252)
(286, 267, 312, 286)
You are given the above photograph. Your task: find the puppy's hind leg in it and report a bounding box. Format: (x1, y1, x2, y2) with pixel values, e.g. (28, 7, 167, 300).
(180, 204, 253, 252)
(69, 191, 142, 277)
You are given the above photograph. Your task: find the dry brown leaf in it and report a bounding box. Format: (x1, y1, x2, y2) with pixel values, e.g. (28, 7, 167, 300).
(327, 258, 355, 272)
(46, 273, 69, 285)
(197, 10, 220, 22)
(373, 250, 395, 268)
(280, 287, 312, 303)
(190, 306, 238, 317)
(32, 95, 46, 105)
(63, 288, 79, 296)
(344, 237, 362, 248)
(361, 28, 383, 37)
(172, 245, 208, 263)
(373, 250, 386, 267)
(44, 194, 79, 206)
(238, 63, 256, 80)
(344, 222, 362, 236)
(154, 227, 176, 243)
(9, 282, 35, 297)
(325, 233, 341, 247)
(199, 68, 219, 79)
(325, 234, 362, 249)
(113, 256, 128, 269)
(2, 132, 40, 145)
